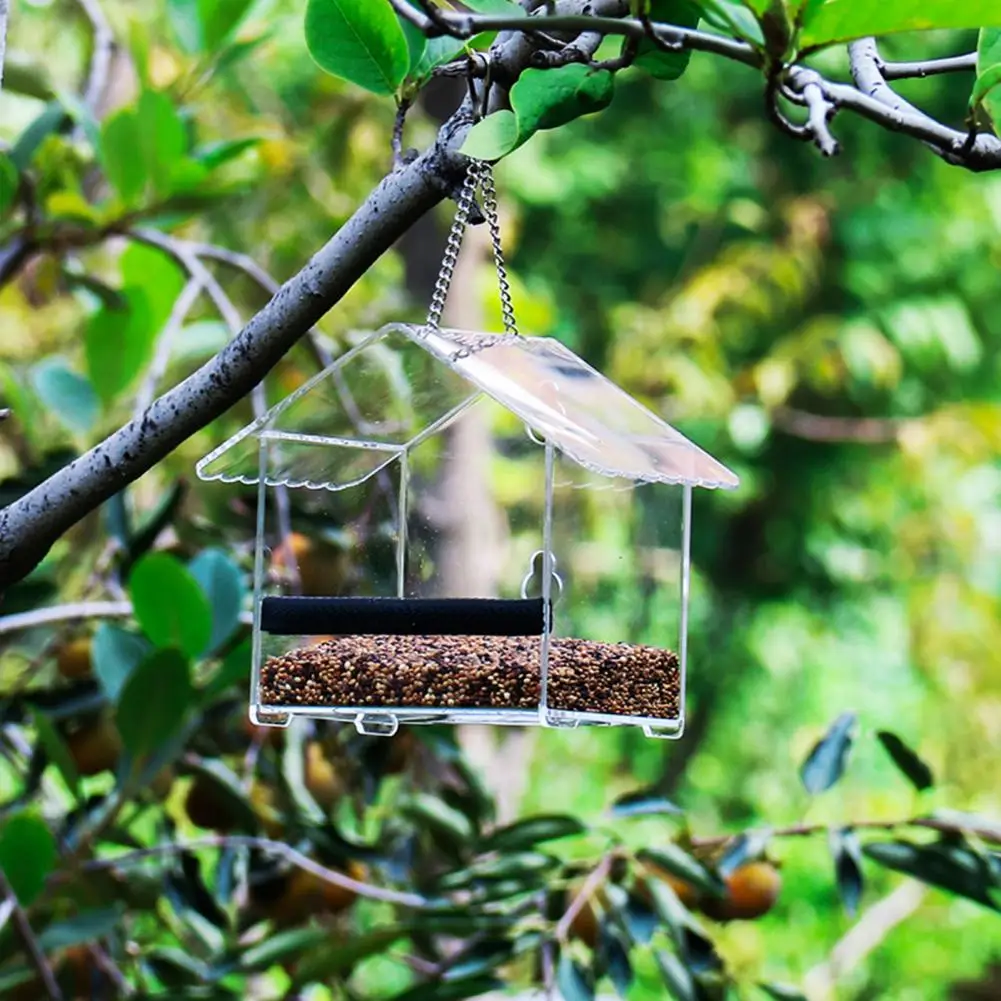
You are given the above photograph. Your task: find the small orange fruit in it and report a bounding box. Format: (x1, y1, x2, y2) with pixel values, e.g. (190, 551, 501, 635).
(701, 861, 781, 921)
(65, 718, 122, 776)
(304, 742, 344, 810)
(56, 637, 93, 680)
(568, 898, 600, 949)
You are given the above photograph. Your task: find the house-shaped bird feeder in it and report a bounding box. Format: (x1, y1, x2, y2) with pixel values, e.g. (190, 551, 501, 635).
(196, 324, 738, 739)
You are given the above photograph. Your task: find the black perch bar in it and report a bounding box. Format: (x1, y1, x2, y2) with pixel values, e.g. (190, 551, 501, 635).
(260, 596, 547, 637)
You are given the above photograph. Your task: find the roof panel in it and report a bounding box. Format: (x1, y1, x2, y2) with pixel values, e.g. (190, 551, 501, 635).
(400, 325, 738, 489)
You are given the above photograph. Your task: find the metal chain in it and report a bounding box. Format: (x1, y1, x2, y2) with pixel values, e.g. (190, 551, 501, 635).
(423, 159, 520, 346)
(479, 165, 518, 338)
(425, 164, 480, 332)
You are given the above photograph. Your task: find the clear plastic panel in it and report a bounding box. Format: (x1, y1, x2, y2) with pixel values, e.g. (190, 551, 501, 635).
(198, 327, 476, 488)
(539, 453, 688, 736)
(391, 324, 739, 490)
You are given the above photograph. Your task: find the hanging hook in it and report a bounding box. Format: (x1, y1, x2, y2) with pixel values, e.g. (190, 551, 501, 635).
(520, 549, 564, 601)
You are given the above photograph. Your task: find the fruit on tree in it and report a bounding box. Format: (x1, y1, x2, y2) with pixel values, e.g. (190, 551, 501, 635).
(701, 861, 782, 921)
(65, 717, 122, 776)
(56, 636, 93, 680)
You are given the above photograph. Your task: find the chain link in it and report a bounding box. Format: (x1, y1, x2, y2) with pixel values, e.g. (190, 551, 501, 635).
(423, 160, 519, 353)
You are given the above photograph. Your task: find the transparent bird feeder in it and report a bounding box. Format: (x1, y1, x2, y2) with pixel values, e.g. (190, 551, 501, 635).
(195, 322, 737, 738)
(195, 161, 737, 739)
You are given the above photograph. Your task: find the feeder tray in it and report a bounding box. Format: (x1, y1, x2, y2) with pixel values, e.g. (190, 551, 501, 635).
(257, 597, 681, 720)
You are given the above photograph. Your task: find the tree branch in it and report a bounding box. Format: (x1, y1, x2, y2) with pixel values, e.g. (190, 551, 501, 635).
(772, 406, 904, 443)
(845, 38, 1001, 170)
(0, 870, 65, 1001)
(76, 0, 114, 112)
(79, 834, 426, 908)
(879, 52, 977, 80)
(689, 814, 1001, 848)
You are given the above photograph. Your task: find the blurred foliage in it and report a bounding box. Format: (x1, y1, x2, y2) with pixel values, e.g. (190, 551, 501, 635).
(1, 0, 1000, 999)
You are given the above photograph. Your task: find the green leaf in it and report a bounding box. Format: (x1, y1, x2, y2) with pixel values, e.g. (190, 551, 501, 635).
(200, 636, 252, 703)
(655, 949, 696, 1001)
(116, 648, 194, 760)
(388, 975, 503, 1001)
(698, 1, 765, 45)
(137, 90, 188, 199)
(829, 827, 864, 917)
(92, 624, 152, 703)
(512, 64, 615, 137)
(975, 29, 1001, 129)
(305, 0, 411, 95)
(192, 137, 261, 170)
(84, 290, 155, 404)
(129, 552, 213, 657)
(0, 154, 18, 218)
(863, 839, 1001, 911)
(558, 954, 594, 1001)
(460, 110, 521, 160)
(0, 812, 57, 905)
(292, 927, 409, 984)
(438, 852, 559, 889)
(479, 814, 586, 852)
(876, 730, 934, 791)
(38, 907, 124, 951)
(100, 108, 146, 205)
(800, 711, 857, 795)
(188, 548, 246, 654)
(400, 792, 475, 844)
(638, 844, 727, 898)
(198, 0, 256, 50)
(33, 711, 82, 799)
(635, 0, 701, 80)
(240, 927, 330, 971)
(610, 788, 684, 818)
(29, 357, 99, 434)
(10, 102, 68, 170)
(120, 243, 186, 334)
(800, 1, 1001, 49)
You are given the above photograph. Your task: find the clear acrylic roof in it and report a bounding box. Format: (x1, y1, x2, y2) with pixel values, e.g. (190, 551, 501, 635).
(196, 323, 738, 491)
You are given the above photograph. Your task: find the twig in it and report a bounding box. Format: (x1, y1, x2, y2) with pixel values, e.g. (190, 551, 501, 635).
(0, 599, 253, 636)
(803, 881, 927, 997)
(0, 599, 132, 636)
(0, 0, 9, 93)
(385, 0, 760, 68)
(690, 814, 1001, 849)
(80, 835, 427, 907)
(393, 96, 413, 169)
(76, 0, 114, 113)
(0, 870, 65, 1001)
(880, 53, 977, 80)
(555, 854, 612, 942)
(772, 406, 904, 443)
(132, 279, 204, 419)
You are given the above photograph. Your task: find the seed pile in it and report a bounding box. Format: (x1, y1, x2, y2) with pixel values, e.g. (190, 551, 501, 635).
(259, 634, 680, 719)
